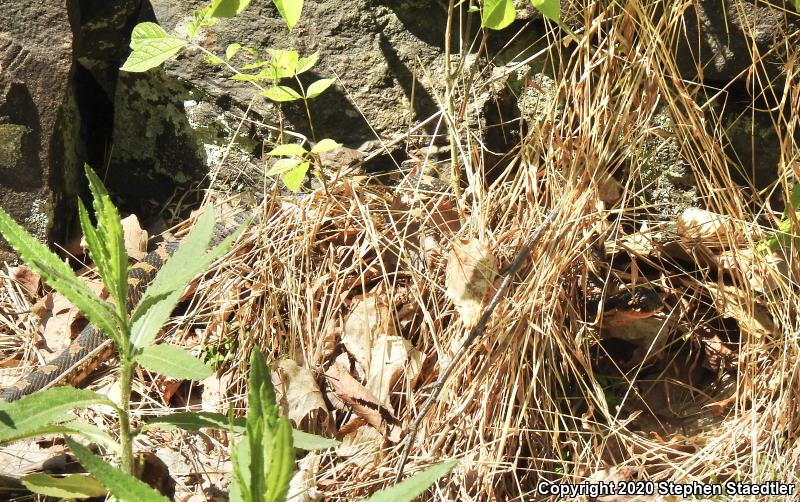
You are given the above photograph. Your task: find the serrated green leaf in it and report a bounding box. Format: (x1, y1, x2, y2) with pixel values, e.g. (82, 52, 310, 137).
(0, 388, 111, 444)
(186, 5, 216, 37)
(305, 78, 334, 99)
(131, 206, 246, 347)
(261, 85, 303, 102)
(267, 143, 308, 156)
(358, 460, 458, 502)
(531, 0, 560, 22)
(21, 473, 107, 499)
(274, 0, 304, 30)
(0, 207, 120, 341)
(296, 52, 319, 74)
(83, 165, 129, 319)
(482, 0, 516, 30)
(121, 23, 186, 72)
(226, 43, 242, 60)
(282, 162, 310, 192)
(208, 0, 251, 18)
(310, 138, 342, 154)
(66, 438, 170, 502)
(136, 345, 213, 380)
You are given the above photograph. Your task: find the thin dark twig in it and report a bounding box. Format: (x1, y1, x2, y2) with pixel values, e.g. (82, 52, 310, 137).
(394, 208, 558, 482)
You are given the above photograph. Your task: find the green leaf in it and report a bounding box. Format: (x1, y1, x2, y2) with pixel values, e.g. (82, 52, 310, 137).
(230, 72, 267, 82)
(0, 207, 120, 341)
(481, 0, 516, 30)
(24, 422, 120, 454)
(145, 412, 339, 450)
(240, 60, 269, 70)
(208, 0, 252, 18)
(226, 43, 243, 60)
(267, 143, 308, 156)
(274, 0, 304, 30)
(130, 206, 246, 347)
(266, 49, 300, 78)
(261, 85, 303, 102)
(121, 22, 186, 72)
(230, 438, 251, 502)
(21, 473, 107, 499)
(0, 388, 111, 444)
(310, 138, 342, 154)
(267, 158, 303, 176)
(530, 0, 560, 22)
(296, 52, 319, 74)
(205, 54, 226, 65)
(83, 165, 129, 319)
(136, 344, 213, 380)
(65, 438, 171, 502)
(282, 162, 310, 192)
(186, 5, 217, 37)
(292, 429, 341, 450)
(243, 349, 295, 502)
(357, 460, 458, 502)
(305, 78, 334, 99)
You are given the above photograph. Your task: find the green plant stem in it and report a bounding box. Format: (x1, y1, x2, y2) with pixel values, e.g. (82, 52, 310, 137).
(444, 0, 464, 223)
(117, 355, 135, 476)
(294, 76, 317, 142)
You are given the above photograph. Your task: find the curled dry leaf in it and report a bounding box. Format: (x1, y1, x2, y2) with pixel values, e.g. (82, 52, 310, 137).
(38, 293, 87, 357)
(446, 238, 497, 329)
(341, 294, 395, 375)
(272, 359, 326, 424)
(702, 282, 776, 340)
(121, 214, 149, 260)
(676, 207, 741, 247)
(323, 363, 401, 442)
(287, 453, 322, 501)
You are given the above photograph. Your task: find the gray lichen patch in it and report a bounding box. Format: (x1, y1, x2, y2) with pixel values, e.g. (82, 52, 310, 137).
(0, 124, 30, 170)
(633, 109, 698, 219)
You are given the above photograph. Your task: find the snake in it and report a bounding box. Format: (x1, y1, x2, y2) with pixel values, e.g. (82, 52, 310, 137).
(0, 210, 252, 402)
(0, 183, 664, 402)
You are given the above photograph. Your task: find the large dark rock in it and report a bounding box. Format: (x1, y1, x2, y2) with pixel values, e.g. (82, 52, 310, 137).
(0, 3, 83, 261)
(678, 0, 797, 90)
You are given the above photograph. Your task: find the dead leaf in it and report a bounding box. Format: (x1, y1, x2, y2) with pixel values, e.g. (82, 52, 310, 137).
(37, 293, 85, 357)
(703, 282, 776, 340)
(365, 335, 411, 412)
(121, 214, 149, 260)
(446, 238, 497, 329)
(677, 207, 741, 248)
(335, 425, 383, 465)
(200, 371, 235, 413)
(272, 359, 326, 424)
(324, 363, 400, 442)
(287, 453, 322, 501)
(10, 265, 40, 298)
(341, 294, 395, 375)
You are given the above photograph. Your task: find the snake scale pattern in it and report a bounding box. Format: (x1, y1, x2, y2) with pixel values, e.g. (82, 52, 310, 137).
(0, 183, 663, 402)
(0, 210, 251, 402)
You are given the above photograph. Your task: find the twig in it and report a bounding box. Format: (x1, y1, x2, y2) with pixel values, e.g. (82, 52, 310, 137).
(394, 207, 558, 482)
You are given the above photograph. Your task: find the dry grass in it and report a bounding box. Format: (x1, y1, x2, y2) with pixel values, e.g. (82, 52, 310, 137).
(2, 0, 800, 500)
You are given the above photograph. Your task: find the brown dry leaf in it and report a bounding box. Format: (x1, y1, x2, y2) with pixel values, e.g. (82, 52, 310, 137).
(365, 335, 411, 411)
(335, 424, 383, 466)
(272, 359, 326, 424)
(324, 363, 400, 442)
(121, 214, 149, 260)
(341, 294, 395, 375)
(10, 265, 40, 298)
(200, 371, 235, 413)
(703, 282, 776, 340)
(446, 238, 497, 329)
(287, 453, 322, 501)
(676, 207, 741, 248)
(38, 293, 85, 356)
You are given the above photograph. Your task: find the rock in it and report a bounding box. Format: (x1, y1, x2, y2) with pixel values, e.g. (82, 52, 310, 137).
(0, 3, 83, 261)
(677, 0, 797, 88)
